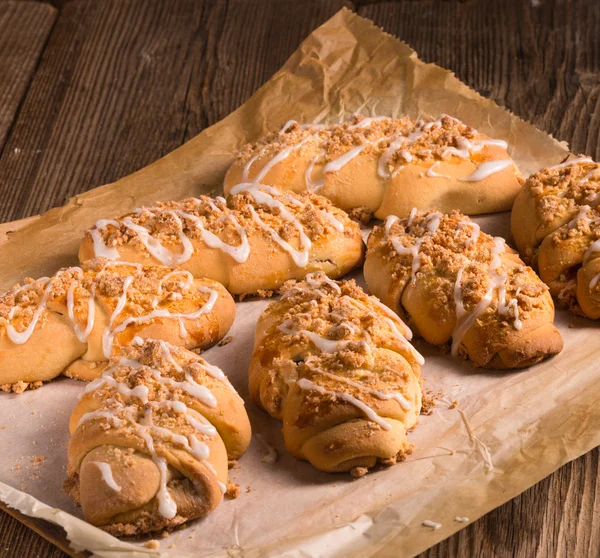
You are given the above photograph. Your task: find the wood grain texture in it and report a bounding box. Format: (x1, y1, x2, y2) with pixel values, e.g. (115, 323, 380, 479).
(0, 0, 348, 223)
(0, 1, 56, 154)
(0, 1, 598, 558)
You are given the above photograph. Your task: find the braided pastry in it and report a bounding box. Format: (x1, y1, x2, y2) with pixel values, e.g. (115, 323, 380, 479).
(224, 114, 523, 220)
(511, 156, 600, 318)
(249, 272, 422, 475)
(365, 210, 563, 368)
(66, 338, 250, 535)
(79, 185, 364, 295)
(0, 259, 234, 392)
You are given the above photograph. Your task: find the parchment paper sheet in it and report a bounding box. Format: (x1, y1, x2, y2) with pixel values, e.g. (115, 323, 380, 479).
(1, 8, 598, 558)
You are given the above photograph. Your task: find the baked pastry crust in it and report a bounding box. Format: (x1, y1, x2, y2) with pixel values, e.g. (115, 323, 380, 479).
(511, 156, 600, 318)
(0, 259, 235, 392)
(249, 272, 422, 474)
(66, 338, 250, 536)
(224, 115, 523, 219)
(365, 210, 563, 368)
(79, 186, 364, 295)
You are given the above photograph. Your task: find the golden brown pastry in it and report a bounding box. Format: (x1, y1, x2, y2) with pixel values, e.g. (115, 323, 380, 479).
(79, 185, 364, 295)
(365, 210, 563, 368)
(66, 338, 251, 535)
(249, 272, 422, 475)
(0, 259, 235, 392)
(224, 114, 523, 220)
(511, 156, 600, 318)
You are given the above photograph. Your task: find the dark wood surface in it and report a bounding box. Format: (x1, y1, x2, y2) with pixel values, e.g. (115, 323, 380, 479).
(0, 0, 598, 557)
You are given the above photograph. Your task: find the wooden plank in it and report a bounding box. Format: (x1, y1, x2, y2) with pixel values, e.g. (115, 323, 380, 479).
(0, 0, 348, 224)
(0, 502, 86, 558)
(0, 1, 56, 153)
(359, 0, 600, 158)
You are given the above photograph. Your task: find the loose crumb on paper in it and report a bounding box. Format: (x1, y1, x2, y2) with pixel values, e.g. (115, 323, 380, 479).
(218, 336, 233, 347)
(144, 540, 160, 549)
(226, 481, 240, 499)
(423, 520, 442, 530)
(455, 516, 469, 522)
(421, 388, 442, 415)
(350, 466, 369, 478)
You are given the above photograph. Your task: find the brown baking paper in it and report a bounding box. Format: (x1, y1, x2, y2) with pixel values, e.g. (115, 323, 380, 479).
(1, 7, 597, 558)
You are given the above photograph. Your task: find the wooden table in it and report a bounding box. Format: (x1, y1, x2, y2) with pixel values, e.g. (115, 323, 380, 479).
(0, 0, 598, 556)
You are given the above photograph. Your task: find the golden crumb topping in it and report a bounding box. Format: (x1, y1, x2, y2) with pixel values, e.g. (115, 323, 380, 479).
(75, 340, 227, 465)
(0, 259, 219, 352)
(525, 157, 600, 226)
(371, 210, 547, 330)
(235, 114, 506, 177)
(85, 187, 355, 262)
(255, 273, 421, 422)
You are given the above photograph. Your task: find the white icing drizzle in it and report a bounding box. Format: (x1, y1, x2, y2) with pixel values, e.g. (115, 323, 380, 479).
(101, 268, 218, 358)
(548, 157, 595, 171)
(459, 160, 513, 182)
(67, 271, 96, 343)
(225, 182, 321, 267)
(314, 368, 412, 411)
(589, 273, 600, 290)
(306, 144, 369, 191)
(384, 211, 443, 285)
(90, 197, 253, 266)
(584, 238, 600, 264)
(89, 220, 121, 260)
(280, 271, 343, 301)
(452, 237, 521, 356)
(4, 261, 219, 364)
(296, 377, 392, 430)
(457, 220, 480, 248)
(278, 320, 354, 353)
(281, 273, 422, 365)
(91, 461, 122, 492)
(343, 296, 424, 365)
(242, 115, 513, 189)
(426, 161, 451, 179)
(179, 211, 250, 263)
(423, 520, 442, 530)
(123, 210, 194, 266)
(79, 342, 230, 519)
(6, 276, 56, 345)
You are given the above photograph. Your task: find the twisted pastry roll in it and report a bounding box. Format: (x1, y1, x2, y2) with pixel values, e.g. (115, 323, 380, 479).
(66, 338, 251, 535)
(79, 185, 364, 295)
(0, 259, 234, 392)
(511, 156, 600, 318)
(249, 272, 423, 475)
(365, 210, 563, 368)
(224, 114, 523, 220)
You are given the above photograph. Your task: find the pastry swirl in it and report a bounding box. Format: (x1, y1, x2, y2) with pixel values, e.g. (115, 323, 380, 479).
(66, 338, 250, 536)
(224, 114, 523, 220)
(511, 156, 600, 318)
(249, 272, 422, 474)
(0, 259, 234, 392)
(79, 185, 364, 295)
(365, 210, 563, 368)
